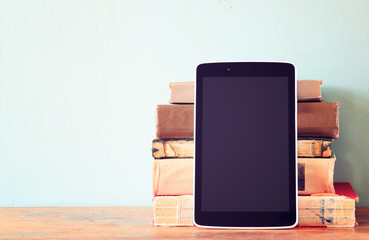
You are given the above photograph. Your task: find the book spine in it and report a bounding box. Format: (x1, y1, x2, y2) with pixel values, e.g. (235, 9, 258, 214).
(152, 138, 332, 158)
(297, 80, 323, 102)
(152, 139, 194, 159)
(153, 157, 336, 196)
(154, 195, 355, 227)
(169, 82, 195, 104)
(156, 102, 339, 139)
(156, 105, 194, 139)
(152, 159, 193, 196)
(298, 156, 336, 195)
(297, 102, 339, 138)
(169, 80, 323, 103)
(154, 195, 193, 226)
(298, 138, 333, 157)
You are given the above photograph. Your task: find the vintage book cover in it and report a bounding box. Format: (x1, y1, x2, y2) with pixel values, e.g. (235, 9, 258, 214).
(169, 82, 195, 104)
(156, 102, 339, 139)
(152, 138, 332, 159)
(152, 139, 194, 158)
(297, 137, 333, 157)
(152, 159, 193, 196)
(334, 182, 359, 202)
(152, 156, 336, 196)
(153, 183, 357, 227)
(156, 105, 194, 139)
(169, 80, 323, 104)
(297, 80, 323, 102)
(298, 102, 339, 138)
(298, 155, 336, 195)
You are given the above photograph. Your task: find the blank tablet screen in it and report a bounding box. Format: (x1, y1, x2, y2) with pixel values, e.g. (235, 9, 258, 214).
(200, 77, 290, 212)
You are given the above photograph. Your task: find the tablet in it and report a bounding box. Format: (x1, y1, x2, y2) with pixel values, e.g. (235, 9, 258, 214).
(194, 62, 297, 229)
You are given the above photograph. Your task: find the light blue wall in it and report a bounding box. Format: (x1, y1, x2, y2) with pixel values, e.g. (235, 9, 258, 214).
(0, 0, 368, 207)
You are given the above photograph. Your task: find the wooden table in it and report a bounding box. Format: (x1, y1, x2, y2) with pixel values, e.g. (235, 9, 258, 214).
(1, 207, 369, 239)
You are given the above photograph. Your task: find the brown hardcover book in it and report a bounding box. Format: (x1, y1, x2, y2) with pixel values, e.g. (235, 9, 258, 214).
(152, 156, 335, 196)
(156, 105, 194, 139)
(297, 80, 323, 102)
(153, 185, 357, 227)
(169, 80, 323, 103)
(156, 102, 339, 139)
(298, 102, 339, 138)
(152, 138, 332, 158)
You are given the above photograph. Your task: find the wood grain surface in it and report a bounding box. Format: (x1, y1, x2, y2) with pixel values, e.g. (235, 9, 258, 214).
(1, 207, 369, 239)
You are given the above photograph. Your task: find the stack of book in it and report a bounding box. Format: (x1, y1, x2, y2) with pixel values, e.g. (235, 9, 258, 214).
(152, 81, 359, 227)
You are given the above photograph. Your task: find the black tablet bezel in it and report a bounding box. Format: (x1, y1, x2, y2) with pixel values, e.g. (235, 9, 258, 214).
(194, 62, 297, 228)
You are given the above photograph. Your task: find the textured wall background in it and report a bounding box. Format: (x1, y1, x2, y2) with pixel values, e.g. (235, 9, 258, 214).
(1, 0, 368, 207)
